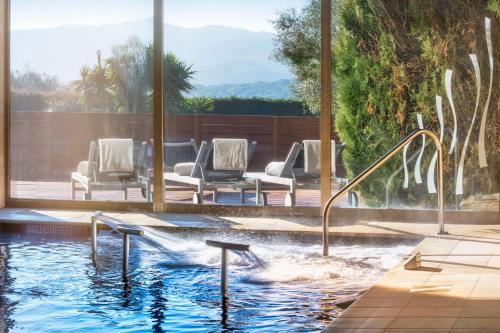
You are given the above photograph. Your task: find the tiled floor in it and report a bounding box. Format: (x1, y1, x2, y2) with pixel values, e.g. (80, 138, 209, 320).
(326, 229, 500, 333)
(0, 208, 499, 332)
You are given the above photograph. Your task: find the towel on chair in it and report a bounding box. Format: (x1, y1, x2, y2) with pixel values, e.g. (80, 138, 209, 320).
(303, 140, 336, 174)
(213, 139, 248, 171)
(98, 139, 134, 173)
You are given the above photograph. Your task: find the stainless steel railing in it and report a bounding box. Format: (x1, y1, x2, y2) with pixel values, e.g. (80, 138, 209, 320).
(322, 129, 446, 256)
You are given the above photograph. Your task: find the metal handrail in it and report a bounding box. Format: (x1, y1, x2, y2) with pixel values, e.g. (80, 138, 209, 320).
(322, 129, 446, 256)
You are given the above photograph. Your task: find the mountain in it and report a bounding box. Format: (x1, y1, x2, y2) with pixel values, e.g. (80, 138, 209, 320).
(191, 79, 293, 99)
(11, 18, 292, 85)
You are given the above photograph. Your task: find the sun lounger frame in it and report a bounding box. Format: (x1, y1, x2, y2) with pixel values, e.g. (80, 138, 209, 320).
(71, 140, 150, 201)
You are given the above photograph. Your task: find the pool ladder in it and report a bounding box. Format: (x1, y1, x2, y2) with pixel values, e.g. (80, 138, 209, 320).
(322, 129, 447, 256)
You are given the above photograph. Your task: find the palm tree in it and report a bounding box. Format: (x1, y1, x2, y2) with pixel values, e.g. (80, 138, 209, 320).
(74, 38, 195, 114)
(162, 51, 195, 113)
(73, 55, 115, 112)
(73, 65, 92, 112)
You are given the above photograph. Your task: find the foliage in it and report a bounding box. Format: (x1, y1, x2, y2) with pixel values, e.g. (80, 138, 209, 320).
(73, 38, 195, 113)
(210, 98, 311, 116)
(183, 97, 215, 114)
(11, 68, 59, 93)
(10, 68, 81, 112)
(11, 92, 47, 112)
(489, 0, 500, 17)
(163, 52, 195, 113)
(272, 0, 324, 114)
(73, 63, 115, 112)
(174, 97, 311, 116)
(275, 0, 499, 206)
(45, 88, 83, 113)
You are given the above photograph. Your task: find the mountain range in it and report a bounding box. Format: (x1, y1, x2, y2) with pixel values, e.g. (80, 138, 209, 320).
(11, 18, 292, 86)
(191, 79, 292, 99)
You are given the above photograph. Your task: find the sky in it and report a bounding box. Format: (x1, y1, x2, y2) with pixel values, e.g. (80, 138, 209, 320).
(11, 0, 307, 32)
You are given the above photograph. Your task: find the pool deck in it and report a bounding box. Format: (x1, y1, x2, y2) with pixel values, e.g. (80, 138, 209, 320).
(0, 208, 500, 332)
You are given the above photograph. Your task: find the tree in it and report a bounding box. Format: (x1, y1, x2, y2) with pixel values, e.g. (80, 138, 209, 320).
(73, 60, 115, 112)
(162, 51, 195, 113)
(74, 38, 195, 114)
(11, 68, 60, 93)
(11, 68, 68, 112)
(272, 0, 332, 114)
(274, 0, 499, 206)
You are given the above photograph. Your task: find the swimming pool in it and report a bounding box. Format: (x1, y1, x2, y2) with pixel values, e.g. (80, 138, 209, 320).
(0, 229, 415, 332)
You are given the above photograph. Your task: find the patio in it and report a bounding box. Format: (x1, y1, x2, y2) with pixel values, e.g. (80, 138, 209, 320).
(11, 180, 330, 207)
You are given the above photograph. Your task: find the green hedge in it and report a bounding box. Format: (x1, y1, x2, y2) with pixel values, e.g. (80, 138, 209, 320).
(201, 97, 312, 116)
(11, 92, 47, 112)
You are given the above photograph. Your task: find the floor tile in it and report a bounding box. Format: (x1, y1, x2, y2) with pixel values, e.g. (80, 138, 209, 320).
(406, 296, 467, 308)
(342, 307, 402, 318)
(328, 317, 394, 329)
(352, 297, 413, 308)
(398, 307, 462, 317)
(453, 317, 500, 329)
(388, 317, 457, 329)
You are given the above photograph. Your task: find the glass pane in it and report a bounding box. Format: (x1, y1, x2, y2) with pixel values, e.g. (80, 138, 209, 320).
(331, 2, 499, 212)
(10, 0, 154, 202)
(163, 0, 321, 207)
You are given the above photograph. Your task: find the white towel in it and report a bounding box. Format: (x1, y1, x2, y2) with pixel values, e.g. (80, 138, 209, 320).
(98, 139, 134, 173)
(303, 140, 336, 174)
(213, 139, 248, 171)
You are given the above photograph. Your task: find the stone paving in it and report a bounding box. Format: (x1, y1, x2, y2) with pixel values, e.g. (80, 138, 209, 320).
(326, 224, 500, 333)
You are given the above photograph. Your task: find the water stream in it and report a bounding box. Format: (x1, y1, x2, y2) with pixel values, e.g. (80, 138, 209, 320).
(138, 227, 412, 287)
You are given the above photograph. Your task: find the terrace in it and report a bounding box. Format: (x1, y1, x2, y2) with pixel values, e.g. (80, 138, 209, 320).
(10, 112, 332, 207)
(0, 0, 499, 332)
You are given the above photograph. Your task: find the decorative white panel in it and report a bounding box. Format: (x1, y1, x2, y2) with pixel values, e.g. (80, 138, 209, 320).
(415, 113, 425, 184)
(427, 95, 444, 194)
(403, 144, 409, 189)
(456, 54, 481, 195)
(445, 69, 458, 155)
(478, 17, 493, 168)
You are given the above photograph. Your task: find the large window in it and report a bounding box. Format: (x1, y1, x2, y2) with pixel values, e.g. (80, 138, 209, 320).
(162, 1, 326, 208)
(6, 1, 497, 214)
(10, 0, 154, 203)
(327, 1, 499, 213)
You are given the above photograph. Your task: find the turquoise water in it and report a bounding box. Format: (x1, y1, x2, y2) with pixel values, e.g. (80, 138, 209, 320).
(0, 231, 414, 332)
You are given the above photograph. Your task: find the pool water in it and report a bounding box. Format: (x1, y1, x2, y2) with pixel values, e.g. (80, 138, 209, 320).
(0, 230, 415, 332)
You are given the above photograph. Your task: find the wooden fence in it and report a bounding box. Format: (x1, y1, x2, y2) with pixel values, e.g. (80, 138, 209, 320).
(10, 112, 339, 181)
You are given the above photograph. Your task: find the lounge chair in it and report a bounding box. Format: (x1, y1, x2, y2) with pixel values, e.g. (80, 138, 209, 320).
(249, 140, 358, 207)
(162, 138, 262, 205)
(163, 139, 199, 172)
(71, 139, 150, 201)
(139, 138, 200, 192)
